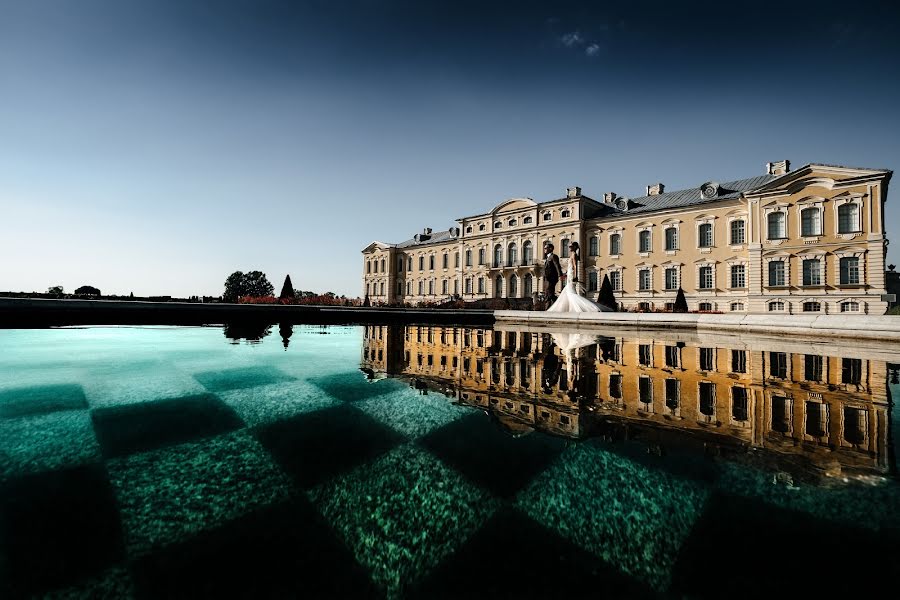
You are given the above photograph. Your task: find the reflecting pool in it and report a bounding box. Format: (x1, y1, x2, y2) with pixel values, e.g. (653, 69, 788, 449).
(1, 324, 898, 599)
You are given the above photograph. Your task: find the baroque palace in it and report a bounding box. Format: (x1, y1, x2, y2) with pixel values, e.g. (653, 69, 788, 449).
(362, 161, 893, 314)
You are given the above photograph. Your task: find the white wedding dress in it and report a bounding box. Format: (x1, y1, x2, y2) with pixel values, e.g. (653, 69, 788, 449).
(547, 257, 608, 313)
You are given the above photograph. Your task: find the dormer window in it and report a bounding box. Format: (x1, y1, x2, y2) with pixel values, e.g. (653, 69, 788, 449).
(561, 209, 571, 218)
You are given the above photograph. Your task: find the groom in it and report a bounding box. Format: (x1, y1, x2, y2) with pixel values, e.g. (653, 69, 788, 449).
(543, 242, 563, 308)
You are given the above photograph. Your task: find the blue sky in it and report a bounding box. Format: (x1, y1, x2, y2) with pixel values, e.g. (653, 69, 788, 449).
(2, 0, 899, 297)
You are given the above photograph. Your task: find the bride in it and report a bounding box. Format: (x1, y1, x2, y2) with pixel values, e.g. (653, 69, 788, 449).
(547, 241, 607, 313)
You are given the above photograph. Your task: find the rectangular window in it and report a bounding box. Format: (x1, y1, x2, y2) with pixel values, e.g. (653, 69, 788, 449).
(699, 347, 714, 371)
(730, 220, 745, 245)
(768, 260, 785, 286)
(770, 352, 787, 378)
(610, 234, 621, 255)
(732, 349, 746, 373)
(801, 208, 821, 236)
(768, 212, 786, 239)
(429, 256, 435, 270)
(455, 252, 460, 268)
(732, 387, 748, 421)
(698, 223, 713, 248)
(609, 373, 622, 399)
(442, 280, 448, 295)
(454, 280, 459, 294)
(638, 376, 652, 404)
(639, 230, 651, 252)
(842, 358, 862, 385)
(465, 279, 472, 294)
(610, 271, 621, 291)
(478, 248, 485, 265)
(639, 269, 651, 291)
(802, 259, 821, 286)
(838, 204, 859, 233)
(589, 236, 599, 256)
(699, 266, 713, 289)
(442, 254, 448, 269)
(478, 278, 485, 294)
(639, 344, 652, 366)
(730, 264, 746, 288)
(428, 280, 434, 295)
(665, 346, 680, 368)
(843, 407, 866, 445)
(840, 257, 860, 285)
(699, 382, 715, 416)
(418, 256, 424, 270)
(665, 268, 678, 290)
(465, 250, 472, 267)
(804, 354, 823, 382)
(665, 227, 677, 251)
(588, 271, 598, 291)
(560, 239, 570, 258)
(665, 379, 679, 411)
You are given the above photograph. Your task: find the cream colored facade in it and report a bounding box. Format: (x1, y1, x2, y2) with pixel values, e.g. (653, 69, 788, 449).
(362, 162, 892, 314)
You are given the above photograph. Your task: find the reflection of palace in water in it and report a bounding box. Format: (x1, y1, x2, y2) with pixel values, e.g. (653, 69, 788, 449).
(361, 325, 895, 480)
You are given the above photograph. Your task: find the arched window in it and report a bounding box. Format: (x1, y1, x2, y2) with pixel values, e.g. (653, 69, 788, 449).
(523, 216, 533, 224)
(494, 275, 503, 298)
(543, 212, 552, 222)
(840, 301, 860, 312)
(429, 255, 435, 270)
(610, 233, 621, 255)
(465, 226, 473, 234)
(803, 301, 821, 312)
(838, 203, 860, 233)
(524, 273, 534, 296)
(508, 218, 517, 226)
(366, 283, 370, 295)
(478, 223, 486, 231)
(478, 248, 486, 265)
(508, 243, 518, 266)
(366, 261, 371, 274)
(465, 249, 472, 266)
(560, 238, 570, 258)
(509, 274, 518, 297)
(442, 280, 448, 295)
(478, 277, 485, 294)
(639, 230, 651, 252)
(698, 223, 713, 248)
(380, 258, 385, 272)
(523, 241, 533, 264)
(589, 236, 599, 256)
(428, 280, 434, 295)
(768, 300, 785, 311)
(767, 212, 786, 239)
(494, 221, 502, 229)
(379, 282, 385, 295)
(373, 260, 378, 273)
(561, 209, 571, 218)
(800, 207, 821, 237)
(407, 281, 411, 295)
(442, 253, 448, 269)
(418, 281, 424, 295)
(396, 281, 402, 295)
(465, 278, 472, 294)
(398, 257, 404, 272)
(665, 227, 677, 251)
(699, 302, 713, 312)
(407, 257, 413, 272)
(730, 302, 744, 311)
(494, 244, 503, 268)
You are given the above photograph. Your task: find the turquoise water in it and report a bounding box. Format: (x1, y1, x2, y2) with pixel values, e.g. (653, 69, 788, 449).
(0, 325, 898, 599)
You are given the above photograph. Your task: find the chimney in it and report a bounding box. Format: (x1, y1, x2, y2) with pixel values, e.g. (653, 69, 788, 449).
(766, 160, 790, 176)
(423, 227, 433, 235)
(646, 183, 665, 196)
(603, 192, 617, 204)
(566, 186, 581, 199)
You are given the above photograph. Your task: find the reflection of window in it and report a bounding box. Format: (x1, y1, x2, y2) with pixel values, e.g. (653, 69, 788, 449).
(770, 352, 787, 378)
(609, 373, 622, 398)
(732, 350, 746, 373)
(800, 207, 821, 236)
(730, 220, 745, 245)
(699, 347, 714, 371)
(840, 257, 860, 285)
(639, 344, 652, 366)
(771, 395, 791, 433)
(732, 387, 749, 421)
(842, 358, 862, 384)
(767, 212, 786, 239)
(665, 379, 679, 411)
(843, 406, 866, 445)
(805, 401, 827, 437)
(665, 346, 680, 368)
(838, 203, 859, 233)
(699, 382, 715, 416)
(804, 355, 823, 381)
(639, 376, 653, 404)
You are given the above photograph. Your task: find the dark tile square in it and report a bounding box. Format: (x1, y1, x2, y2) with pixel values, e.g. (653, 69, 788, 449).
(307, 371, 405, 402)
(255, 404, 405, 489)
(193, 366, 296, 393)
(418, 412, 566, 497)
(0, 464, 124, 599)
(131, 498, 381, 600)
(0, 383, 87, 419)
(409, 507, 656, 599)
(670, 493, 900, 598)
(91, 393, 243, 458)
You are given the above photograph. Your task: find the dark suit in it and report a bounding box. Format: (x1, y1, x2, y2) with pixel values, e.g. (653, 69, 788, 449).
(543, 252, 562, 305)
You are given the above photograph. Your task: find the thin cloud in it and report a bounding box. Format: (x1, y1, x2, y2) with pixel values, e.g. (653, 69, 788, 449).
(585, 43, 601, 57)
(560, 31, 584, 47)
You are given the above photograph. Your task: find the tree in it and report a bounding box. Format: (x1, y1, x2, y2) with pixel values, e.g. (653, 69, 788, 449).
(674, 287, 688, 313)
(223, 270, 274, 302)
(279, 274, 295, 300)
(47, 285, 63, 296)
(75, 285, 101, 296)
(597, 274, 617, 312)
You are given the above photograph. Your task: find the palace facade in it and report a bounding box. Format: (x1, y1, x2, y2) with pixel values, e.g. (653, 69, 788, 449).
(362, 161, 892, 314)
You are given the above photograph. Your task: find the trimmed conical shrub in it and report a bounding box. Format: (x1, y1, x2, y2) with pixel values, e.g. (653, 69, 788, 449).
(674, 287, 688, 313)
(597, 274, 617, 312)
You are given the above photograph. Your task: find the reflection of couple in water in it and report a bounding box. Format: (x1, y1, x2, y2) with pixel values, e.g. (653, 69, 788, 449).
(541, 331, 598, 396)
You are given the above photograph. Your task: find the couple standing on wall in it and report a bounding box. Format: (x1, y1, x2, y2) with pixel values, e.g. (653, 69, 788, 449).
(542, 241, 604, 313)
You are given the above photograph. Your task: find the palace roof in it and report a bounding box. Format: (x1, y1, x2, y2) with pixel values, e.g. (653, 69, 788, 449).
(621, 174, 776, 214)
